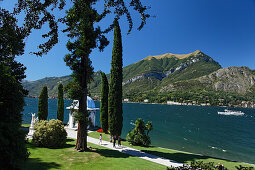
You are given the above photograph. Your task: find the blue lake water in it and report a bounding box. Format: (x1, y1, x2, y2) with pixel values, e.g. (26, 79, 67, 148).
(22, 97, 255, 164)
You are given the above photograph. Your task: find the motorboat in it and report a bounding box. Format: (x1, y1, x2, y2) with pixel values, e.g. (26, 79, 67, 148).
(218, 109, 244, 116)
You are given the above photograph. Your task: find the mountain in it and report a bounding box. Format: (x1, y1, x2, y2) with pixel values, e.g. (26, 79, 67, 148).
(160, 66, 255, 93)
(23, 76, 72, 97)
(22, 50, 255, 106)
(121, 50, 221, 96)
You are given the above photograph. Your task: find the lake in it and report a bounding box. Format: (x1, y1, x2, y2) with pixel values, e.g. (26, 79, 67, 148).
(22, 97, 255, 164)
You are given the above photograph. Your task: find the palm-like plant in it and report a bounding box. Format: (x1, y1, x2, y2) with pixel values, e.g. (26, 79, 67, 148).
(145, 121, 153, 135)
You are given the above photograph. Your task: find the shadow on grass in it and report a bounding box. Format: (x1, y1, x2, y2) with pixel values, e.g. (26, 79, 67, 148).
(27, 138, 76, 150)
(93, 148, 130, 158)
(140, 150, 236, 164)
(22, 158, 61, 170)
(66, 138, 75, 142)
(21, 127, 29, 132)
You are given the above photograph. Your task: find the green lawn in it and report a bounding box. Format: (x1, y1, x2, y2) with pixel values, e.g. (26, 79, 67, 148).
(22, 138, 166, 170)
(88, 131, 255, 169)
(22, 124, 31, 128)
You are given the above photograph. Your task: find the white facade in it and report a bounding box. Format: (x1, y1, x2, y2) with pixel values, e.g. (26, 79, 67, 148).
(66, 96, 99, 129)
(144, 99, 149, 103)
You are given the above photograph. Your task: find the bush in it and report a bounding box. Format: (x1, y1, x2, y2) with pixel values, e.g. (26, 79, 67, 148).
(32, 119, 67, 148)
(167, 161, 227, 170)
(126, 118, 152, 146)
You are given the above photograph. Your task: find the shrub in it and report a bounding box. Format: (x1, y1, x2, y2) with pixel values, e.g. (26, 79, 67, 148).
(126, 118, 152, 146)
(32, 119, 67, 148)
(167, 161, 225, 170)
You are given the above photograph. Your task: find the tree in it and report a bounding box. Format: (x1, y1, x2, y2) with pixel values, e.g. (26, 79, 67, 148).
(126, 118, 152, 146)
(108, 20, 123, 137)
(63, 0, 109, 151)
(145, 121, 153, 135)
(64, 0, 150, 151)
(57, 83, 64, 121)
(6, 0, 149, 152)
(100, 72, 109, 133)
(38, 86, 48, 120)
(0, 9, 29, 169)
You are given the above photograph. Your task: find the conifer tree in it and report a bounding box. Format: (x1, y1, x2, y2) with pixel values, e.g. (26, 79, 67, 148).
(108, 20, 123, 136)
(57, 83, 64, 121)
(38, 86, 48, 120)
(100, 72, 109, 133)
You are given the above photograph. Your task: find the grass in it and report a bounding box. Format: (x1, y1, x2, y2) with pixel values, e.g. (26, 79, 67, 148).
(88, 131, 255, 169)
(22, 124, 31, 128)
(22, 138, 166, 170)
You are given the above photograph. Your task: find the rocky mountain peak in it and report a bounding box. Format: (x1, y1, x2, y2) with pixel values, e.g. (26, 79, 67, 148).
(143, 50, 205, 61)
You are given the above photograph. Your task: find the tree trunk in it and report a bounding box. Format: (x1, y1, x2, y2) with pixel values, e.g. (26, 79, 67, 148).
(75, 55, 88, 151)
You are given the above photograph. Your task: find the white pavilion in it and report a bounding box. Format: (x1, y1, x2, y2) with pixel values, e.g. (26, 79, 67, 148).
(66, 96, 99, 129)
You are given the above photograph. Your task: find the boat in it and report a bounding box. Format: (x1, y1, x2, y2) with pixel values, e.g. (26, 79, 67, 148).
(218, 109, 244, 116)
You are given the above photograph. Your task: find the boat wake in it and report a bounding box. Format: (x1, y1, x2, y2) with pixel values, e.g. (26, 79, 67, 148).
(209, 146, 227, 152)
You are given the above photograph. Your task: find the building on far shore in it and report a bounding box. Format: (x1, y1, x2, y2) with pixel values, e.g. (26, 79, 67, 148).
(167, 101, 181, 105)
(144, 99, 149, 103)
(124, 98, 129, 102)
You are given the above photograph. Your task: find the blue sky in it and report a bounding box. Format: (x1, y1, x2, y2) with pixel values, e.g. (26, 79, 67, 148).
(2, 0, 255, 81)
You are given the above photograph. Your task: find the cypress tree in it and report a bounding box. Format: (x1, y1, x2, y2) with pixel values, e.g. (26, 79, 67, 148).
(108, 20, 123, 136)
(57, 83, 64, 121)
(38, 86, 48, 120)
(100, 72, 109, 133)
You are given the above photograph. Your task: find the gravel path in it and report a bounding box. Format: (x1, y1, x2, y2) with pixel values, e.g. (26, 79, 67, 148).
(65, 127, 183, 168)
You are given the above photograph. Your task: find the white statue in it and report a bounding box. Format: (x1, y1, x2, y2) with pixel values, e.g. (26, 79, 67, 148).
(30, 113, 36, 128)
(28, 113, 37, 137)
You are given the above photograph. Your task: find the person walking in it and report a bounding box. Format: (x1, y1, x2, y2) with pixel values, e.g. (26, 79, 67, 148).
(118, 136, 121, 147)
(113, 135, 116, 148)
(99, 134, 102, 145)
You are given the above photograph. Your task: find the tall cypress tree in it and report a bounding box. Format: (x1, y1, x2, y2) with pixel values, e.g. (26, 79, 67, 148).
(100, 72, 109, 133)
(38, 86, 48, 120)
(57, 83, 64, 121)
(108, 20, 123, 136)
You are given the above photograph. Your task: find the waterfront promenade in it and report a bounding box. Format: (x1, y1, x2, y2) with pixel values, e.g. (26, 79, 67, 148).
(65, 128, 183, 168)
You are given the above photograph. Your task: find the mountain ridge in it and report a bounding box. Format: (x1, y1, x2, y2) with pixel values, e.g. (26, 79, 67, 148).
(22, 51, 255, 107)
(143, 50, 202, 61)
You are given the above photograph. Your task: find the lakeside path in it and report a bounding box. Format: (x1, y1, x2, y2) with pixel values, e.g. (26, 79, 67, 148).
(65, 128, 183, 168)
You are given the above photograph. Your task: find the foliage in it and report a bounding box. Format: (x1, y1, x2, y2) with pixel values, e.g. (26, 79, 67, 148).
(126, 118, 152, 146)
(100, 72, 109, 133)
(167, 161, 226, 170)
(13, 0, 66, 56)
(64, 77, 83, 100)
(235, 165, 254, 170)
(32, 119, 67, 148)
(38, 86, 48, 120)
(0, 64, 30, 169)
(108, 20, 123, 136)
(57, 83, 64, 121)
(0, 9, 29, 169)
(145, 121, 153, 135)
(167, 161, 254, 170)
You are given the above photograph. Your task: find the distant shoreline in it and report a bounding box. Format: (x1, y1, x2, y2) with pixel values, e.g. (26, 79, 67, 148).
(25, 97, 254, 109)
(123, 101, 253, 110)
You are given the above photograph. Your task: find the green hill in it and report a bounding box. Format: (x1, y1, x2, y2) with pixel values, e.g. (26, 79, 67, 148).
(22, 50, 255, 107)
(22, 76, 72, 97)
